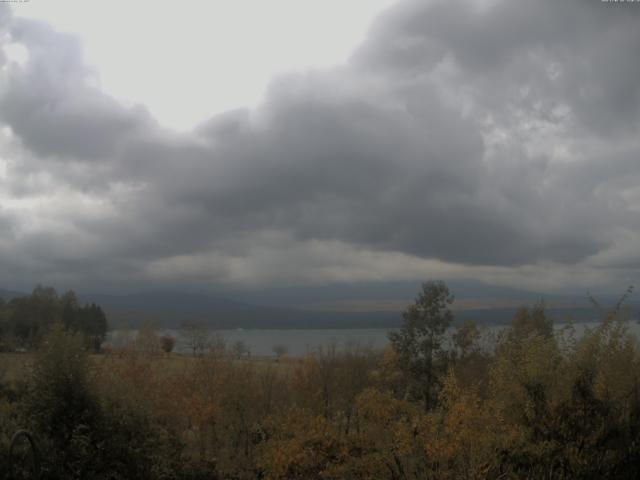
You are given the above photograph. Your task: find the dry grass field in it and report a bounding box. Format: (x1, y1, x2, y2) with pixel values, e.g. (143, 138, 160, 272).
(0, 349, 301, 391)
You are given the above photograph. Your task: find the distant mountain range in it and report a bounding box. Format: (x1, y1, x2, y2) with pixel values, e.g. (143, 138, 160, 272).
(1, 284, 636, 329)
(79, 291, 399, 329)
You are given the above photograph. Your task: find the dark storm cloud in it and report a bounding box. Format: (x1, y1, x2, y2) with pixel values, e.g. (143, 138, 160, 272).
(354, 0, 640, 135)
(178, 77, 606, 265)
(0, 0, 639, 289)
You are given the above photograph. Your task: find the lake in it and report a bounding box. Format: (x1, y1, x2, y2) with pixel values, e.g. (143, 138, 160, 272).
(108, 319, 640, 357)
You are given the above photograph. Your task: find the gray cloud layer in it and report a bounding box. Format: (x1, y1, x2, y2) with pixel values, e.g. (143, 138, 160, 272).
(0, 0, 639, 293)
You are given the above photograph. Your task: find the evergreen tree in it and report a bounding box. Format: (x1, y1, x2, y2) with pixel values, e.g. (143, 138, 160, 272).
(388, 280, 454, 410)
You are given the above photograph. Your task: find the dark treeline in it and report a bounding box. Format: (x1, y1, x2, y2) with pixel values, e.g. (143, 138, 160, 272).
(1, 281, 639, 479)
(0, 285, 108, 351)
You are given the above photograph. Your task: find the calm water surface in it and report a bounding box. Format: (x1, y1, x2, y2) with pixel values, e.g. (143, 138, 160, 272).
(108, 320, 640, 357)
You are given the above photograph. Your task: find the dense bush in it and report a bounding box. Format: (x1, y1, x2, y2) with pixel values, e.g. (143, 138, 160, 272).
(2, 324, 183, 480)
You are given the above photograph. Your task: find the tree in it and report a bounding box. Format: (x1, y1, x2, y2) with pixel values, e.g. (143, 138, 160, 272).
(160, 335, 176, 354)
(510, 303, 552, 341)
(451, 319, 491, 388)
(23, 323, 183, 478)
(452, 319, 481, 359)
(231, 340, 250, 359)
(60, 291, 108, 352)
(23, 323, 101, 476)
(5, 287, 108, 351)
(388, 280, 454, 411)
(82, 303, 108, 352)
(180, 320, 211, 356)
(135, 321, 160, 355)
(8, 286, 61, 346)
(60, 290, 80, 331)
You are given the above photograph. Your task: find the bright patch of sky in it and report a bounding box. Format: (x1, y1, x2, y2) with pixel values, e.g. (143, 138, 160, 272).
(14, 0, 398, 131)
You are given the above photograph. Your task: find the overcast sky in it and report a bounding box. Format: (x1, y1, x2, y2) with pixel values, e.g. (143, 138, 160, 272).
(0, 0, 639, 296)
